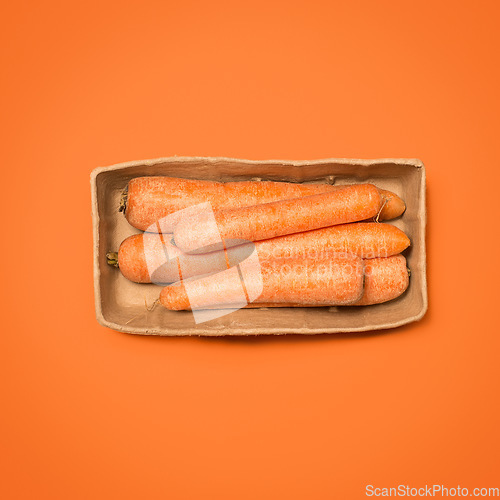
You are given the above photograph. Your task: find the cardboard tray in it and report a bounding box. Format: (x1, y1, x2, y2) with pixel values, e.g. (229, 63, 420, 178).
(91, 157, 427, 336)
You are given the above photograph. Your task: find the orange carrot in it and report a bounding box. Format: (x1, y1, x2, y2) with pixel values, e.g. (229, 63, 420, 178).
(165, 254, 409, 309)
(377, 189, 406, 220)
(108, 222, 409, 284)
(159, 255, 365, 310)
(108, 232, 229, 284)
(354, 254, 409, 305)
(244, 254, 409, 307)
(122, 176, 405, 231)
(255, 222, 410, 261)
(110, 233, 152, 283)
(173, 184, 382, 253)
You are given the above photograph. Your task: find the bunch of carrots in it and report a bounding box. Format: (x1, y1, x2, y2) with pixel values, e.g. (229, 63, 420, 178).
(107, 176, 411, 311)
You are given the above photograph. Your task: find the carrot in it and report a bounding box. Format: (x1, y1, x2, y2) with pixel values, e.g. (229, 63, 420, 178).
(245, 254, 409, 307)
(354, 254, 409, 305)
(110, 233, 153, 283)
(166, 254, 409, 309)
(173, 184, 382, 254)
(255, 222, 410, 260)
(377, 189, 406, 221)
(159, 255, 365, 310)
(122, 176, 405, 231)
(108, 222, 409, 283)
(108, 232, 229, 284)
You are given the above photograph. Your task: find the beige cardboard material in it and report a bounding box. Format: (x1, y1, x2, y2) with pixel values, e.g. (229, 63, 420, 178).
(91, 157, 427, 336)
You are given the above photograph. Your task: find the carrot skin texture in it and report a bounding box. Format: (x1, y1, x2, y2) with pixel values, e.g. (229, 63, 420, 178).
(354, 254, 409, 305)
(378, 189, 406, 220)
(116, 233, 229, 284)
(179, 254, 409, 309)
(117, 233, 150, 283)
(115, 223, 409, 284)
(119, 239, 408, 307)
(255, 222, 410, 261)
(250, 254, 409, 306)
(159, 256, 365, 310)
(124, 177, 405, 231)
(117, 232, 184, 283)
(174, 184, 382, 254)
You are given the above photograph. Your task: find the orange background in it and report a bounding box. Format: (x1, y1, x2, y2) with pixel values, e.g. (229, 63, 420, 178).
(1, 1, 499, 498)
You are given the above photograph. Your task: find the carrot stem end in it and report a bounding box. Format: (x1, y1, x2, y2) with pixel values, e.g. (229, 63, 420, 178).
(106, 252, 119, 268)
